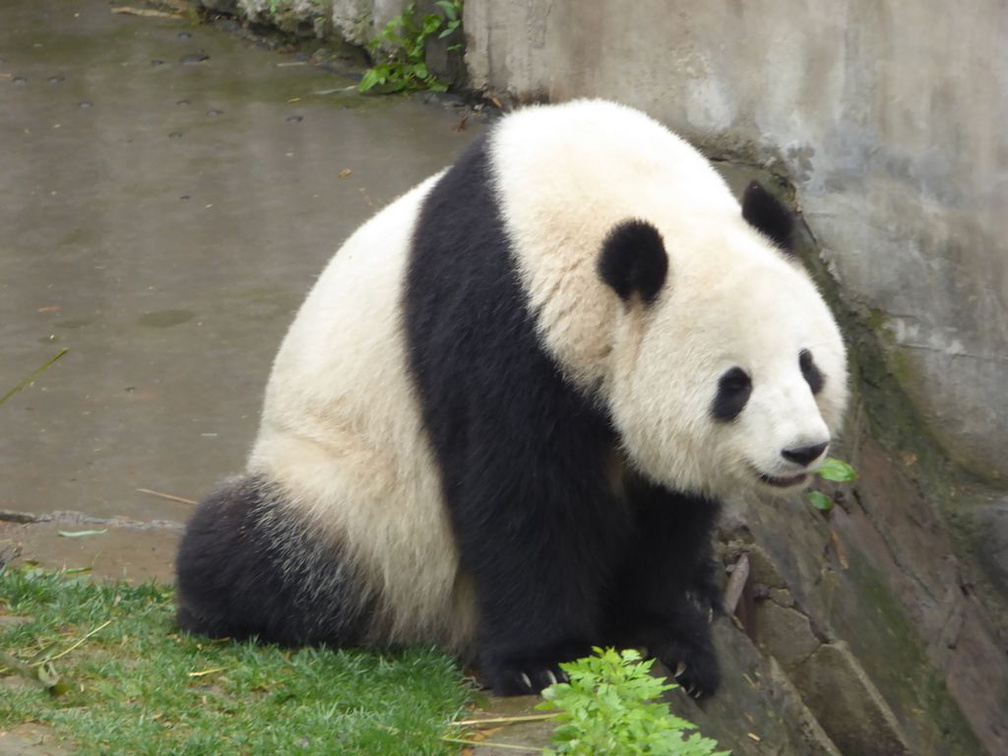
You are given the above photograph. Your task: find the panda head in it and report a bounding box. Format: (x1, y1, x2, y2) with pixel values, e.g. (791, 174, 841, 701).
(598, 182, 849, 498)
(490, 101, 847, 498)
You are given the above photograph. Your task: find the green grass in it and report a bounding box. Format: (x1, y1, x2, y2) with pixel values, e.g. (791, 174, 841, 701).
(0, 568, 472, 755)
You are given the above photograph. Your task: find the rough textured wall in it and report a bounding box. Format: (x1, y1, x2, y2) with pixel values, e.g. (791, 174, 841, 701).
(466, 0, 1008, 481)
(200, 0, 408, 43)
(330, 0, 406, 45)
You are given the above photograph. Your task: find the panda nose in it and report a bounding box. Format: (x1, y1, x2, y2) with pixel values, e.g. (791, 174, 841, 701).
(781, 442, 829, 467)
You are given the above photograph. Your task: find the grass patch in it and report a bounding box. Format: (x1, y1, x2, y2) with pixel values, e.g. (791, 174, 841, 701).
(0, 568, 471, 755)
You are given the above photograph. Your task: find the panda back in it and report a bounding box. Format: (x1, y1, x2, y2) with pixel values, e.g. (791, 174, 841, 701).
(249, 172, 479, 651)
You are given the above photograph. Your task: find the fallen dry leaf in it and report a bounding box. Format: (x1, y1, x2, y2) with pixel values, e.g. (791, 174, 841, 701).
(829, 527, 849, 569)
(111, 7, 184, 19)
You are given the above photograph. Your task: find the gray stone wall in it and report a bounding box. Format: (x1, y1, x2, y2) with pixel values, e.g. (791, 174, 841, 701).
(214, 0, 411, 44)
(330, 0, 405, 45)
(466, 0, 1008, 481)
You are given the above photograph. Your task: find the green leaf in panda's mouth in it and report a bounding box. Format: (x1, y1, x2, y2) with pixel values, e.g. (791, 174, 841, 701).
(815, 456, 858, 483)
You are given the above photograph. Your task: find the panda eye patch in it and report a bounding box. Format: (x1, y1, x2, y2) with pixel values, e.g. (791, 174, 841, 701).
(799, 349, 825, 394)
(712, 366, 752, 422)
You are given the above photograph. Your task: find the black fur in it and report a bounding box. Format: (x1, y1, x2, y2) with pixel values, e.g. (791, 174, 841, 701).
(799, 348, 825, 395)
(597, 220, 668, 304)
(176, 476, 375, 646)
(712, 366, 752, 422)
(741, 180, 795, 253)
(405, 136, 722, 697)
(604, 474, 723, 697)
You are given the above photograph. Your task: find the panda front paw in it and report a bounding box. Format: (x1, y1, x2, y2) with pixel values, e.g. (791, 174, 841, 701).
(654, 638, 721, 699)
(483, 660, 571, 695)
(481, 643, 589, 696)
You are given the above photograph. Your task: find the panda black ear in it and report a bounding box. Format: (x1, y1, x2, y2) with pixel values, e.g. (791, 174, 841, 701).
(742, 181, 795, 254)
(597, 220, 668, 305)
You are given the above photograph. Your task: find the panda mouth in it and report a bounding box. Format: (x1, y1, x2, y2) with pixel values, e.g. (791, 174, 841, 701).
(757, 472, 809, 489)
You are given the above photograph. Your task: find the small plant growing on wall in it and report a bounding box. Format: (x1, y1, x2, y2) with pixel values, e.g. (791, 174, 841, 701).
(359, 1, 463, 94)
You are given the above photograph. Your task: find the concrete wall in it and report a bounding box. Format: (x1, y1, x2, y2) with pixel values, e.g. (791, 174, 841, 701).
(466, 0, 1008, 480)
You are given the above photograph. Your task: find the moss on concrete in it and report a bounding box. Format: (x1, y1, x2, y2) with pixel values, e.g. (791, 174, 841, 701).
(835, 550, 984, 755)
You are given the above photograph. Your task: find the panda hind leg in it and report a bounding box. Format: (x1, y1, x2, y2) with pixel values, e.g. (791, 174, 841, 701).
(175, 475, 374, 647)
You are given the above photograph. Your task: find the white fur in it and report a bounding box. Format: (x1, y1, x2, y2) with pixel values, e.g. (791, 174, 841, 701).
(249, 100, 848, 653)
(250, 174, 478, 654)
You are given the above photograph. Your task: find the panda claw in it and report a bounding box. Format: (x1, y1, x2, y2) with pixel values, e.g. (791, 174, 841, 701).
(519, 672, 532, 691)
(674, 661, 687, 679)
(546, 670, 558, 686)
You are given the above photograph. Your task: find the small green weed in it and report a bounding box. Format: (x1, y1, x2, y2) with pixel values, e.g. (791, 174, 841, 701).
(537, 648, 729, 756)
(359, 1, 463, 94)
(0, 348, 67, 407)
(807, 456, 858, 513)
(0, 567, 470, 755)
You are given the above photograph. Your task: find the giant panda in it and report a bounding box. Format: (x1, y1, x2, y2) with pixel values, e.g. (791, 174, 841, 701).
(176, 99, 848, 699)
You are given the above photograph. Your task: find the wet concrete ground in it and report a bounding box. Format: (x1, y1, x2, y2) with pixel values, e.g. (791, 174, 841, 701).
(1, 0, 484, 541)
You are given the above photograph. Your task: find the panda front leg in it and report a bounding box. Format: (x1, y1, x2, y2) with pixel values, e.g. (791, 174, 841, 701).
(450, 456, 632, 695)
(688, 533, 725, 624)
(636, 603, 721, 700)
(605, 478, 723, 699)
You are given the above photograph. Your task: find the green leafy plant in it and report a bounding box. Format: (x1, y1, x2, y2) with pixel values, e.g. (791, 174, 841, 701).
(434, 0, 464, 46)
(807, 456, 858, 512)
(359, 1, 463, 94)
(536, 647, 729, 756)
